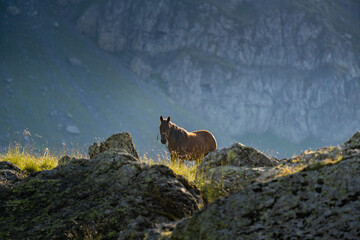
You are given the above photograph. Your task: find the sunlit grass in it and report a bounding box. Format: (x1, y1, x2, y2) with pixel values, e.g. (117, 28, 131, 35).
(139, 154, 228, 204)
(139, 154, 198, 183)
(0, 141, 197, 181)
(0, 143, 86, 173)
(0, 144, 58, 173)
(166, 161, 197, 183)
(273, 163, 305, 178)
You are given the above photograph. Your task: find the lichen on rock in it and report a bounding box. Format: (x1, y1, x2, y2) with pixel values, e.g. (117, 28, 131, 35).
(172, 132, 360, 239)
(195, 142, 278, 201)
(343, 131, 360, 150)
(2, 130, 360, 239)
(0, 161, 24, 186)
(88, 132, 139, 159)
(0, 133, 203, 240)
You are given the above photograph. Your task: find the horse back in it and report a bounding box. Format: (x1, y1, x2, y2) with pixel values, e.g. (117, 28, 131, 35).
(192, 130, 217, 151)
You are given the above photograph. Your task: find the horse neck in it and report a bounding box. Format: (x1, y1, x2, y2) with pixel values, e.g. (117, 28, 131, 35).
(169, 123, 187, 144)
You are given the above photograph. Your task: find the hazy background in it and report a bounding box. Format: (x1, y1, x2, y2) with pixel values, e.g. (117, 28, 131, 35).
(1, 0, 359, 158)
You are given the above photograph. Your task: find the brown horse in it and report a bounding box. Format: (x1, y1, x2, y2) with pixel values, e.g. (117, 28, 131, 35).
(159, 116, 217, 164)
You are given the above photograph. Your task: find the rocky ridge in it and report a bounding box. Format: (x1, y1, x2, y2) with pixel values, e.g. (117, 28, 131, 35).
(0, 132, 203, 239)
(172, 131, 360, 239)
(88, 132, 139, 159)
(195, 143, 279, 201)
(1, 131, 360, 239)
(194, 138, 354, 202)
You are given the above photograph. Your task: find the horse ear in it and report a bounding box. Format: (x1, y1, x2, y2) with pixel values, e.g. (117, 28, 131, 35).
(160, 116, 163, 122)
(167, 116, 170, 122)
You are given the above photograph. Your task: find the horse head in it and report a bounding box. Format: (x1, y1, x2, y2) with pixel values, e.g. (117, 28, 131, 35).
(159, 116, 171, 144)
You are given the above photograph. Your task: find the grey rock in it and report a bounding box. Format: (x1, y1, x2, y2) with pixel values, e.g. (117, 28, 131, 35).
(68, 57, 84, 67)
(88, 132, 139, 159)
(56, 0, 67, 6)
(76, 4, 100, 39)
(0, 149, 203, 239)
(0, 170, 22, 184)
(131, 57, 153, 80)
(195, 143, 278, 201)
(172, 133, 360, 239)
(50, 110, 57, 116)
(6, 6, 21, 16)
(55, 0, 86, 6)
(0, 161, 24, 200)
(68, 0, 87, 4)
(58, 155, 75, 165)
(343, 131, 360, 150)
(66, 125, 80, 134)
(0, 161, 22, 173)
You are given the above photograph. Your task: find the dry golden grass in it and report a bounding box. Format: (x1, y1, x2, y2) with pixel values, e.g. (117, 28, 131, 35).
(140, 154, 198, 183)
(0, 144, 58, 172)
(0, 142, 196, 182)
(0, 143, 86, 173)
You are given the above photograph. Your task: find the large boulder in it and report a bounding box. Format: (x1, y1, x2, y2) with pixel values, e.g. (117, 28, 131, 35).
(195, 143, 279, 201)
(0, 161, 23, 185)
(0, 161, 24, 202)
(172, 134, 360, 239)
(88, 132, 139, 159)
(0, 146, 203, 239)
(0, 161, 22, 173)
(343, 131, 360, 150)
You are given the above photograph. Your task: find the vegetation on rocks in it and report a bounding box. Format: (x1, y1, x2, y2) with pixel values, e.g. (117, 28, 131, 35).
(195, 143, 279, 202)
(1, 131, 360, 239)
(172, 132, 360, 239)
(0, 133, 203, 240)
(0, 144, 59, 173)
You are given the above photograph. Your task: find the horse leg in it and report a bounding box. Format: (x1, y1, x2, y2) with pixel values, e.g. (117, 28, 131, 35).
(170, 152, 177, 165)
(195, 154, 204, 165)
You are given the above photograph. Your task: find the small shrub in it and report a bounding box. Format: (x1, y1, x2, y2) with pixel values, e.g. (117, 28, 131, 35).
(195, 175, 230, 203)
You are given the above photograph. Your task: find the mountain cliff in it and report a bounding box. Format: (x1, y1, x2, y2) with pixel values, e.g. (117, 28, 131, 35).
(71, 0, 360, 145)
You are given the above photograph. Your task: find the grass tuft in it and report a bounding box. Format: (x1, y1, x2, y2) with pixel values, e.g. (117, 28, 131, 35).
(0, 144, 58, 173)
(140, 154, 198, 183)
(0, 143, 86, 173)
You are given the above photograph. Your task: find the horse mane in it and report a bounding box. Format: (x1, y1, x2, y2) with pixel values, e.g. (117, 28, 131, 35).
(169, 122, 188, 144)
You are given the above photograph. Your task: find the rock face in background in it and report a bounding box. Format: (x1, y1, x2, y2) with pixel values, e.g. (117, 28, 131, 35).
(73, 0, 360, 144)
(1, 0, 218, 156)
(1, 0, 359, 156)
(172, 131, 360, 239)
(0, 133, 203, 239)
